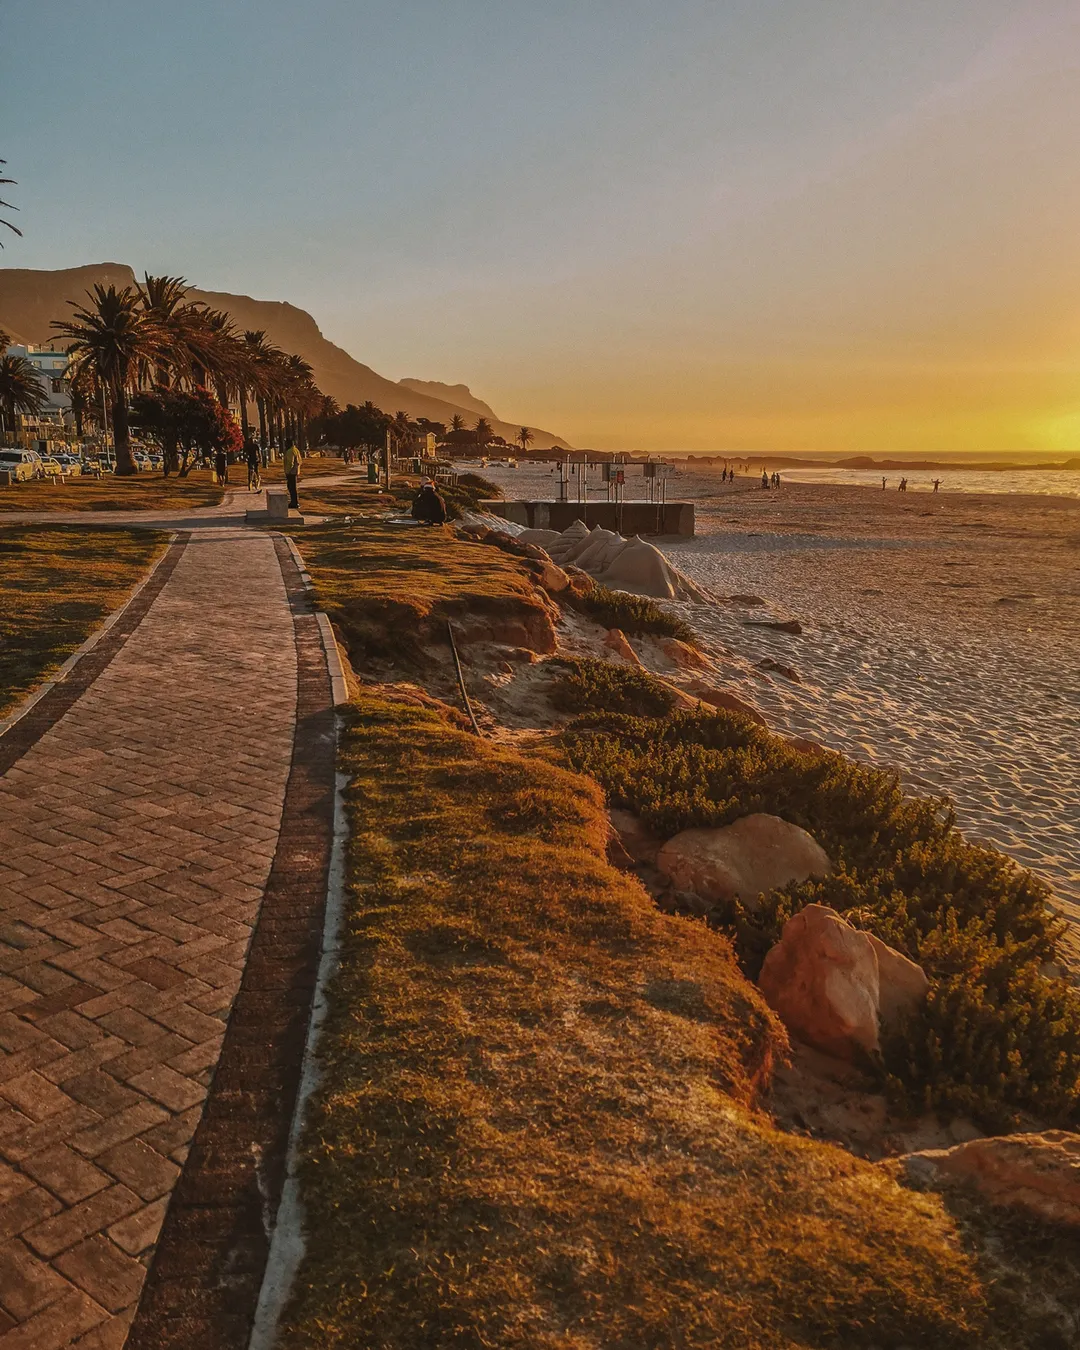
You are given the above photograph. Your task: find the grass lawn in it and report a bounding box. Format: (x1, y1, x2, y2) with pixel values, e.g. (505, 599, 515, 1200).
(276, 688, 1049, 1350)
(0, 525, 167, 717)
(0, 468, 223, 513)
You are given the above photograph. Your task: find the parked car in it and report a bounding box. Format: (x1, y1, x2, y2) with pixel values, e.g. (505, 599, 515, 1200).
(0, 448, 44, 481)
(53, 455, 82, 476)
(40, 457, 67, 478)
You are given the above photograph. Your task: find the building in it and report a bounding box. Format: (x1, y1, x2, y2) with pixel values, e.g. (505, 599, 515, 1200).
(6, 344, 73, 420)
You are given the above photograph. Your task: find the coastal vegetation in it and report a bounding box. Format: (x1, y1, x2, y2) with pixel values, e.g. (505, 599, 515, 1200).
(569, 579, 696, 641)
(0, 524, 166, 716)
(563, 706, 1080, 1129)
(280, 493, 1080, 1347)
(280, 688, 1005, 1350)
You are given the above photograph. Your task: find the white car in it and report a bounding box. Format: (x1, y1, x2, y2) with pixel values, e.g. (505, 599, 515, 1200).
(0, 448, 44, 481)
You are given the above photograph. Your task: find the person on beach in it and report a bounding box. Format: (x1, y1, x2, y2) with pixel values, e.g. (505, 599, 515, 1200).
(882, 477, 887, 490)
(283, 440, 301, 510)
(244, 436, 261, 491)
(214, 447, 228, 486)
(412, 479, 447, 526)
(933, 478, 941, 492)
(761, 470, 770, 489)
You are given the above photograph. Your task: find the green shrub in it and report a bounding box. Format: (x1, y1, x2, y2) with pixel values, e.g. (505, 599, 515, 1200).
(570, 582, 696, 643)
(550, 658, 677, 718)
(564, 706, 1080, 1128)
(455, 471, 501, 497)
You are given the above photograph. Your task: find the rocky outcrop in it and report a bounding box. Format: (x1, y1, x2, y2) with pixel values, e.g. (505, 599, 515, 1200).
(603, 629, 642, 666)
(660, 638, 710, 671)
(655, 814, 831, 912)
(758, 905, 928, 1061)
(900, 1131, 1080, 1227)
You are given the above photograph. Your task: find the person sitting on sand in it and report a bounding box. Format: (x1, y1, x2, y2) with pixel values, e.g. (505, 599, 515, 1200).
(412, 480, 447, 526)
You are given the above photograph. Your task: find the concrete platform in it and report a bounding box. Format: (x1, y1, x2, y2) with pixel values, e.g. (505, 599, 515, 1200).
(479, 498, 694, 537)
(245, 507, 306, 524)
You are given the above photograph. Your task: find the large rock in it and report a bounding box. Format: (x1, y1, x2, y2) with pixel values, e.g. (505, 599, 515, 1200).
(609, 807, 664, 865)
(758, 904, 928, 1061)
(602, 628, 642, 666)
(655, 814, 831, 913)
(659, 637, 710, 671)
(900, 1131, 1080, 1227)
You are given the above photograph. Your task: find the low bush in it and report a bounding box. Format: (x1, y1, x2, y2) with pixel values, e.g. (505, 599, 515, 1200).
(569, 581, 696, 642)
(549, 657, 678, 718)
(455, 471, 501, 497)
(564, 706, 1080, 1128)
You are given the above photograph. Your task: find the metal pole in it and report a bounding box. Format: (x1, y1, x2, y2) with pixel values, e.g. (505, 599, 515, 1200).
(446, 622, 482, 736)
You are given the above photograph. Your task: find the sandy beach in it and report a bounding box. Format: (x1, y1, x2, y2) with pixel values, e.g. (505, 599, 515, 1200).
(475, 463, 1080, 964)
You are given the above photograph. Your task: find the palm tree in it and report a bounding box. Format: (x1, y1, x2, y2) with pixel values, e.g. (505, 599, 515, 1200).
(0, 161, 21, 247)
(138, 274, 194, 387)
(517, 426, 534, 454)
(474, 416, 493, 448)
(450, 413, 466, 433)
(0, 352, 47, 438)
(52, 285, 156, 474)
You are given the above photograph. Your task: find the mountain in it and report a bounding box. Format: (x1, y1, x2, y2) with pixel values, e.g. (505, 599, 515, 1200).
(0, 264, 570, 449)
(398, 379, 498, 422)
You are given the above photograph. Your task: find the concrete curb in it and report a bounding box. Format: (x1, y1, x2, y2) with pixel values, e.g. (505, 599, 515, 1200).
(283, 533, 348, 707)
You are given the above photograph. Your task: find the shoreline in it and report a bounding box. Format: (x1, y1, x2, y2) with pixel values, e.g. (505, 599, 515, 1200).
(476, 467, 1080, 962)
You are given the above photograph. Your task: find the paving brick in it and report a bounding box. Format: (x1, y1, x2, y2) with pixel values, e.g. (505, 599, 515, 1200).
(19, 1145, 111, 1205)
(127, 1064, 204, 1113)
(106, 1198, 167, 1258)
(0, 1288, 109, 1349)
(0, 1237, 71, 1319)
(0, 1072, 77, 1121)
(97, 1140, 179, 1202)
(23, 1184, 142, 1259)
(0, 530, 298, 1340)
(54, 1235, 146, 1314)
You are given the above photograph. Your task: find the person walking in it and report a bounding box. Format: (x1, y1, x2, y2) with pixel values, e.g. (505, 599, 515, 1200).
(214, 447, 229, 486)
(283, 439, 301, 510)
(244, 436, 261, 491)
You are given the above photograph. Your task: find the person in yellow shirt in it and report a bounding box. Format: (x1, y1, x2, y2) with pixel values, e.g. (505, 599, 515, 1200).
(282, 440, 301, 509)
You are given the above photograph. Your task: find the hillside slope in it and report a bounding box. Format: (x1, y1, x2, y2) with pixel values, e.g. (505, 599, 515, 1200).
(0, 264, 570, 448)
(398, 377, 498, 420)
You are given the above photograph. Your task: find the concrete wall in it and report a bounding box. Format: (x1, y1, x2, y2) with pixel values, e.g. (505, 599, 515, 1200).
(479, 499, 694, 537)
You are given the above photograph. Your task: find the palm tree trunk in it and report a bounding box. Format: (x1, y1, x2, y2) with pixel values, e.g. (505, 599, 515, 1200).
(257, 397, 267, 448)
(240, 390, 250, 438)
(111, 386, 136, 475)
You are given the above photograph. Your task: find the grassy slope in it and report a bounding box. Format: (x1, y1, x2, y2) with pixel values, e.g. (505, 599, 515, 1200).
(296, 518, 550, 664)
(0, 525, 167, 716)
(279, 691, 996, 1350)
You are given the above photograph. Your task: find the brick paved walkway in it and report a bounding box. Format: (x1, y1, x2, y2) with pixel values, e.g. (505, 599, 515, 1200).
(0, 528, 299, 1348)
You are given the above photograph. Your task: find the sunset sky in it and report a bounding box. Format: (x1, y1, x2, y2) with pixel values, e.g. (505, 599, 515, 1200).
(4, 1, 1080, 454)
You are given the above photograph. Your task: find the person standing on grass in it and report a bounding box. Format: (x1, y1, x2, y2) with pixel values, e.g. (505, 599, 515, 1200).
(214, 446, 229, 486)
(283, 439, 301, 510)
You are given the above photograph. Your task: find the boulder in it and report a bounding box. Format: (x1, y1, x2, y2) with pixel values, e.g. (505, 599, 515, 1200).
(529, 558, 571, 594)
(685, 680, 768, 727)
(757, 904, 927, 1061)
(660, 637, 710, 671)
(757, 657, 800, 682)
(900, 1131, 1080, 1227)
(603, 628, 642, 666)
(655, 814, 831, 913)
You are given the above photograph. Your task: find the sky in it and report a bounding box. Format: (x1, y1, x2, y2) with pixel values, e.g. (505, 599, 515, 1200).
(3, 1, 1080, 454)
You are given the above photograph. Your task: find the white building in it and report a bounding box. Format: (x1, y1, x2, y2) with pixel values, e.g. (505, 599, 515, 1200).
(6, 344, 72, 420)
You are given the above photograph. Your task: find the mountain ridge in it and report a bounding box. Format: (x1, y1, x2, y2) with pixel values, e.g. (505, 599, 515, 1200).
(0, 264, 570, 448)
